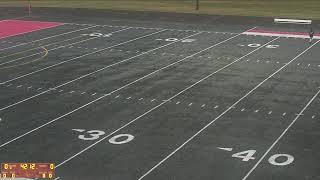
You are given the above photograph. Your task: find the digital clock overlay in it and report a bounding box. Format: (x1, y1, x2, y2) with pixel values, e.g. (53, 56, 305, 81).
(0, 163, 55, 179)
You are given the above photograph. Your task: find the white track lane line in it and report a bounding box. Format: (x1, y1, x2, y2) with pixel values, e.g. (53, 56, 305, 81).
(0, 36, 98, 68)
(0, 32, 201, 111)
(0, 26, 131, 67)
(0, 35, 84, 66)
(242, 88, 320, 180)
(138, 39, 320, 179)
(0, 25, 99, 52)
(0, 27, 254, 150)
(0, 34, 83, 58)
(0, 27, 142, 84)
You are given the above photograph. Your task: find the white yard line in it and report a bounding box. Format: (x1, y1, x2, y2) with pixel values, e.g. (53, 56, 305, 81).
(138, 39, 320, 179)
(242, 87, 320, 180)
(0, 28, 175, 111)
(53, 32, 288, 170)
(0, 28, 250, 151)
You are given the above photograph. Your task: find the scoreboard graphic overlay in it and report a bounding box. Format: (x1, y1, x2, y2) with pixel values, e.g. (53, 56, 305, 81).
(0, 163, 55, 179)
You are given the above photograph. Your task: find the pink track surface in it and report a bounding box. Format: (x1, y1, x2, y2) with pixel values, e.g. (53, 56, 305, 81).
(0, 20, 63, 39)
(247, 29, 320, 36)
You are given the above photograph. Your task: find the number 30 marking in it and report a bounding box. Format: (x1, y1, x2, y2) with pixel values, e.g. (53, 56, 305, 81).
(72, 129, 105, 141)
(72, 129, 135, 144)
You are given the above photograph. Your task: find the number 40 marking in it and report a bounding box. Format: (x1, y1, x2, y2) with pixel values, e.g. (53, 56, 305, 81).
(232, 150, 294, 166)
(219, 147, 294, 166)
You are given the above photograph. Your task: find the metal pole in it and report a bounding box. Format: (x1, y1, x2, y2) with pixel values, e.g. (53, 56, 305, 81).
(196, 0, 199, 10)
(28, 0, 32, 16)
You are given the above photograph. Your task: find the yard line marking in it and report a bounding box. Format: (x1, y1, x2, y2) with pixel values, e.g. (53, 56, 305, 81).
(241, 108, 245, 112)
(0, 25, 99, 52)
(201, 104, 206, 108)
(27, 86, 32, 89)
(52, 31, 294, 169)
(243, 88, 320, 180)
(138, 39, 319, 180)
(115, 95, 120, 98)
(188, 103, 193, 106)
(0, 31, 199, 111)
(0, 28, 255, 156)
(0, 27, 132, 84)
(91, 93, 97, 96)
(176, 101, 180, 105)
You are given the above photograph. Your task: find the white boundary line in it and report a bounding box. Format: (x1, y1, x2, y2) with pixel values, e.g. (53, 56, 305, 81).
(0, 25, 99, 52)
(242, 88, 320, 180)
(0, 32, 201, 111)
(62, 22, 240, 35)
(0, 27, 255, 149)
(138, 39, 320, 179)
(0, 21, 64, 40)
(0, 27, 145, 84)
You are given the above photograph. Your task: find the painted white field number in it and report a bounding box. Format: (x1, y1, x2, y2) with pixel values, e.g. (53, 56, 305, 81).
(72, 129, 105, 140)
(219, 147, 294, 166)
(268, 154, 294, 166)
(232, 150, 256, 162)
(82, 33, 112, 37)
(247, 44, 279, 49)
(72, 129, 134, 144)
(156, 38, 196, 43)
(108, 134, 135, 145)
